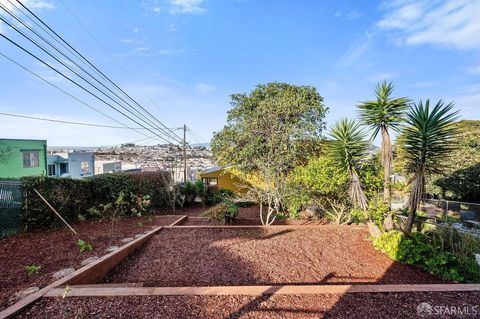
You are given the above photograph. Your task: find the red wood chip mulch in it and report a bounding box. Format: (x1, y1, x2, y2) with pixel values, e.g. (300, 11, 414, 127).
(0, 215, 179, 311)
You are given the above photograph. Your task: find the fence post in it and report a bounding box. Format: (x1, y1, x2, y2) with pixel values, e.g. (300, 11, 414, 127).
(445, 200, 449, 223)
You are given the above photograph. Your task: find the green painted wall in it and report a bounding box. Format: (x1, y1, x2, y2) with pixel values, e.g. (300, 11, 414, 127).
(0, 139, 47, 178)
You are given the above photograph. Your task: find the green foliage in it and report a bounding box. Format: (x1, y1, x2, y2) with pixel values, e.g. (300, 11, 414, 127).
(201, 200, 239, 224)
(77, 239, 93, 253)
(286, 156, 349, 215)
(206, 188, 235, 205)
(358, 154, 384, 200)
(211, 82, 328, 172)
(328, 118, 369, 210)
(363, 199, 390, 228)
(20, 172, 168, 231)
(373, 228, 480, 282)
(398, 100, 459, 231)
(400, 100, 459, 177)
(358, 81, 410, 138)
(417, 120, 480, 201)
(25, 264, 41, 276)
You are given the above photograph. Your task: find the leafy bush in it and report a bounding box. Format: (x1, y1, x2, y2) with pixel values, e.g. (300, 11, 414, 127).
(20, 173, 169, 231)
(286, 156, 350, 217)
(351, 198, 390, 227)
(25, 264, 41, 276)
(373, 229, 480, 282)
(77, 239, 93, 253)
(206, 188, 234, 205)
(358, 154, 384, 200)
(201, 200, 239, 224)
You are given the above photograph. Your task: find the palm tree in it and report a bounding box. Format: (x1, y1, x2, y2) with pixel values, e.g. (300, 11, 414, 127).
(329, 118, 369, 210)
(400, 100, 458, 233)
(358, 81, 410, 204)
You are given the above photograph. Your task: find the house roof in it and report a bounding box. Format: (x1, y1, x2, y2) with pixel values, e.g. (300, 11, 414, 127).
(201, 166, 223, 175)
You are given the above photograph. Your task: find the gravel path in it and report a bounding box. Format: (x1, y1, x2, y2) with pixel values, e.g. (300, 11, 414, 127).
(0, 215, 180, 310)
(17, 292, 480, 318)
(104, 227, 445, 286)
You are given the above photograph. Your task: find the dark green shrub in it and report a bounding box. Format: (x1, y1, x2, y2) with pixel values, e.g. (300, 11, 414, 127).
(373, 229, 480, 282)
(179, 181, 197, 205)
(201, 200, 239, 224)
(20, 172, 171, 231)
(206, 188, 235, 205)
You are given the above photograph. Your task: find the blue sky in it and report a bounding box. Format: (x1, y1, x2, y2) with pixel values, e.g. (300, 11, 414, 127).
(0, 0, 479, 146)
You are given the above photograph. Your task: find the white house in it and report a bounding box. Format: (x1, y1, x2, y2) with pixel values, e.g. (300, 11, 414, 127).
(68, 151, 95, 179)
(95, 160, 122, 175)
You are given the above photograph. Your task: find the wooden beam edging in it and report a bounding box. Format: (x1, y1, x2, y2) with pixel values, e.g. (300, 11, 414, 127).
(44, 284, 480, 297)
(166, 224, 367, 229)
(168, 215, 188, 227)
(0, 225, 164, 319)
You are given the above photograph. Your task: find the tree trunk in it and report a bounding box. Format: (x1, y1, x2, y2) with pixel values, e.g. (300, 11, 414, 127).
(405, 172, 424, 233)
(381, 127, 393, 205)
(350, 171, 368, 211)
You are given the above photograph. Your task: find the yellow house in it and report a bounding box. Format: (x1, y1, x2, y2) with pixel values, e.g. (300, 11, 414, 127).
(200, 166, 249, 195)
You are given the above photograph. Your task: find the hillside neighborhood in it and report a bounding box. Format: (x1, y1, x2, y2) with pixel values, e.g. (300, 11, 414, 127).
(1, 1, 480, 318)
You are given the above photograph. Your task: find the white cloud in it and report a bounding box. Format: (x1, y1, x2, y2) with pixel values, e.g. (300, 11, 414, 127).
(338, 30, 374, 67)
(466, 62, 480, 75)
(334, 9, 361, 20)
(377, 0, 480, 50)
(169, 0, 206, 15)
(0, 0, 55, 10)
(367, 72, 395, 82)
(194, 82, 215, 94)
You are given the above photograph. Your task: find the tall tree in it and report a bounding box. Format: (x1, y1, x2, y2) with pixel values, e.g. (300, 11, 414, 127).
(211, 82, 328, 224)
(399, 100, 458, 233)
(328, 118, 369, 211)
(358, 81, 410, 203)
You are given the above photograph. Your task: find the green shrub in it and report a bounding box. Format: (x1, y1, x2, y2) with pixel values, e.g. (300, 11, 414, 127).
(206, 188, 235, 205)
(20, 173, 169, 231)
(351, 199, 389, 227)
(373, 229, 480, 282)
(286, 156, 350, 217)
(201, 200, 239, 224)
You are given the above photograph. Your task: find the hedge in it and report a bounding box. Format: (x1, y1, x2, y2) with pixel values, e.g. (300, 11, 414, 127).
(20, 172, 173, 231)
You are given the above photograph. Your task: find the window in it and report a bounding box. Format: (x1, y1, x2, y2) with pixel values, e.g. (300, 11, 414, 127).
(80, 161, 90, 175)
(48, 164, 56, 176)
(202, 177, 218, 187)
(23, 151, 39, 168)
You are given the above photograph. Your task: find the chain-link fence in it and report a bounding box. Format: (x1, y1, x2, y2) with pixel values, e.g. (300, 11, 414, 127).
(0, 180, 24, 238)
(420, 198, 480, 229)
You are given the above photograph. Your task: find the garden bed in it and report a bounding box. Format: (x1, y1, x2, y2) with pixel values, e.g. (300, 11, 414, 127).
(17, 291, 480, 318)
(0, 215, 179, 311)
(103, 227, 444, 287)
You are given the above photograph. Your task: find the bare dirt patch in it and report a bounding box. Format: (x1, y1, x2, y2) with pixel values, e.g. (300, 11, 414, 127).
(0, 215, 179, 311)
(17, 292, 480, 318)
(103, 227, 444, 287)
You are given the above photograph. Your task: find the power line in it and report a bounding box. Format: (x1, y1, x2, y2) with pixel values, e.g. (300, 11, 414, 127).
(0, 51, 149, 136)
(12, 0, 183, 144)
(0, 9, 180, 145)
(0, 31, 178, 147)
(56, 0, 179, 129)
(0, 112, 148, 129)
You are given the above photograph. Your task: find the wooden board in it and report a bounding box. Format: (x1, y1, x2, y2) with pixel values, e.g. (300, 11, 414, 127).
(44, 284, 480, 297)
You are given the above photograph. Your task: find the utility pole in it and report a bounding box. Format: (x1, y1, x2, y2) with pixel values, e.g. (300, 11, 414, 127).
(183, 124, 187, 183)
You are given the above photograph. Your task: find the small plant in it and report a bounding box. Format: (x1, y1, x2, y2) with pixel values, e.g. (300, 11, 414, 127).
(25, 264, 41, 276)
(77, 239, 93, 253)
(137, 222, 144, 227)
